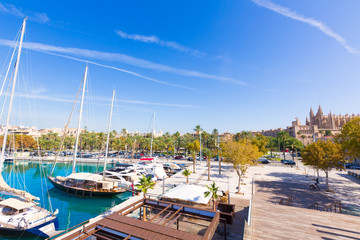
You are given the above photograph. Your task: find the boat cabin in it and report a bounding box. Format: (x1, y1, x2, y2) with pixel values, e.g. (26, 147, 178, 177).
(0, 198, 34, 216)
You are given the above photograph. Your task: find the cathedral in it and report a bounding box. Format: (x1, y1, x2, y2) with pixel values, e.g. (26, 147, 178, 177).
(306, 105, 360, 130)
(260, 106, 360, 146)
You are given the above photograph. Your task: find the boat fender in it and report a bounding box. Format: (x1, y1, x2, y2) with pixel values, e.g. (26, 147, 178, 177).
(53, 209, 59, 215)
(18, 217, 27, 229)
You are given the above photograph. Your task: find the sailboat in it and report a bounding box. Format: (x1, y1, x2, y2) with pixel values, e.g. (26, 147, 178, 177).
(140, 112, 156, 161)
(0, 18, 58, 238)
(48, 80, 126, 197)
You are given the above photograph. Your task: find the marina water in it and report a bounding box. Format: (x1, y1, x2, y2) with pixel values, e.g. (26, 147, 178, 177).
(1, 160, 132, 239)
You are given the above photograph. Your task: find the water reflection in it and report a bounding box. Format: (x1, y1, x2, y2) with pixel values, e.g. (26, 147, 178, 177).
(1, 160, 131, 235)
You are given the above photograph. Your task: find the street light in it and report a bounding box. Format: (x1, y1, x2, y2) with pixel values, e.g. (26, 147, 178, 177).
(199, 130, 202, 164)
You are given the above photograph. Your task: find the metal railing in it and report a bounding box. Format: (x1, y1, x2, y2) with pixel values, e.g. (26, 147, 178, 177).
(279, 195, 293, 206)
(243, 178, 255, 240)
(323, 201, 342, 213)
(47, 220, 89, 240)
(308, 202, 319, 210)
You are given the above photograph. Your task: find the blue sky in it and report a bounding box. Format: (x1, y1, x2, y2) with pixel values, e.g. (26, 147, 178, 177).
(1, 0, 360, 134)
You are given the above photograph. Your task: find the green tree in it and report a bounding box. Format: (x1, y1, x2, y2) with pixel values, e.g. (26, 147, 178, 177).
(194, 125, 203, 134)
(301, 140, 345, 190)
(203, 148, 212, 181)
(187, 140, 200, 173)
(335, 117, 360, 161)
(204, 181, 219, 210)
(136, 174, 156, 198)
(136, 174, 155, 221)
(182, 169, 192, 184)
(221, 139, 261, 194)
(266, 136, 278, 157)
(277, 131, 290, 159)
(252, 134, 268, 155)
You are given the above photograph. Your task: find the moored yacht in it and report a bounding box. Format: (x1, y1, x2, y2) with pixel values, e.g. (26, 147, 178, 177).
(48, 88, 127, 197)
(0, 198, 58, 237)
(0, 18, 58, 238)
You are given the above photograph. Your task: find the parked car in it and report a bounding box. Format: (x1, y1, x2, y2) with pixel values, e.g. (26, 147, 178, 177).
(346, 163, 360, 169)
(174, 155, 184, 159)
(282, 160, 296, 165)
(258, 158, 270, 164)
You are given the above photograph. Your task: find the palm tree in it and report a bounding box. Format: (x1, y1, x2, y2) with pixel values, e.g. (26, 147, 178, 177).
(136, 175, 155, 198)
(182, 169, 192, 184)
(240, 131, 252, 143)
(121, 128, 127, 136)
(136, 175, 155, 221)
(203, 148, 212, 181)
(204, 181, 219, 210)
(212, 128, 219, 136)
(194, 125, 202, 135)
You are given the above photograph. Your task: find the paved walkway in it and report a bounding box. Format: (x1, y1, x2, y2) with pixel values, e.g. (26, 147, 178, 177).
(54, 155, 360, 240)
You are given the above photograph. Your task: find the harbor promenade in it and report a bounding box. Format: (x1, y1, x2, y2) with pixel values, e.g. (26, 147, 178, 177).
(49, 155, 360, 239)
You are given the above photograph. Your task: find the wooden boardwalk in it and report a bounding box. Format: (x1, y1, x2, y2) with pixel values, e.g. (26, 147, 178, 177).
(212, 198, 249, 240)
(250, 180, 360, 240)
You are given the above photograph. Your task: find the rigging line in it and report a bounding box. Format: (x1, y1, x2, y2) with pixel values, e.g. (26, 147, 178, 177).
(16, 64, 28, 192)
(49, 76, 82, 175)
(0, 40, 17, 102)
(0, 27, 21, 75)
(39, 163, 45, 209)
(0, 64, 15, 123)
(22, 31, 41, 159)
(86, 72, 96, 132)
(146, 113, 153, 133)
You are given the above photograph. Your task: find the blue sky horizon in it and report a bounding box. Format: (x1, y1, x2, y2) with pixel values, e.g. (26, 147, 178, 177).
(1, 0, 360, 134)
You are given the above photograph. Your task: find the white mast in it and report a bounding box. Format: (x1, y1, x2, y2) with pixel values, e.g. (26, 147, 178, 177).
(150, 112, 155, 158)
(103, 90, 115, 178)
(72, 65, 88, 174)
(0, 18, 27, 173)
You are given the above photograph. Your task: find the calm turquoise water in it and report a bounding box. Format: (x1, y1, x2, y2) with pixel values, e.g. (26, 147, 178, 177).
(1, 160, 132, 239)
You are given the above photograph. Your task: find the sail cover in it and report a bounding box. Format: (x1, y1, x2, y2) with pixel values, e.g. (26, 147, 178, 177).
(0, 176, 38, 202)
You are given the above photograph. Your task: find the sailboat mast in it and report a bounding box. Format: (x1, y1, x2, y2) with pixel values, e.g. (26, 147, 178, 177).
(103, 90, 115, 178)
(0, 18, 27, 173)
(150, 112, 155, 158)
(72, 66, 88, 174)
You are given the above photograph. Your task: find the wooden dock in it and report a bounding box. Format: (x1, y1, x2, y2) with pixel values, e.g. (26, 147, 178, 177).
(248, 180, 360, 240)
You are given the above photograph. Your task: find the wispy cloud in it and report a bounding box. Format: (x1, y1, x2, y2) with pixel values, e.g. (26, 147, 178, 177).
(0, 38, 248, 86)
(92, 95, 199, 109)
(252, 0, 360, 55)
(0, 2, 49, 23)
(15, 93, 199, 109)
(35, 50, 196, 91)
(115, 30, 205, 57)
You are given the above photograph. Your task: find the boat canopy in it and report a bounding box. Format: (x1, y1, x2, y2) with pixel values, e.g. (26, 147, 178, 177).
(163, 184, 211, 204)
(0, 198, 35, 210)
(98, 181, 115, 190)
(66, 172, 103, 182)
(0, 176, 38, 202)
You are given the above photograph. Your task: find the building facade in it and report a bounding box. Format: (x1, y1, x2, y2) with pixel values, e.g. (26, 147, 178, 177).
(261, 106, 359, 145)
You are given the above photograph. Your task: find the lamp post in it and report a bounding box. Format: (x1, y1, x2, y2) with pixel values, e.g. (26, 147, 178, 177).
(199, 130, 202, 164)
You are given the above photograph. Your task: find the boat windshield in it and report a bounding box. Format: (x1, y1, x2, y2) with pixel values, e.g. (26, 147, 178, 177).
(1, 206, 17, 216)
